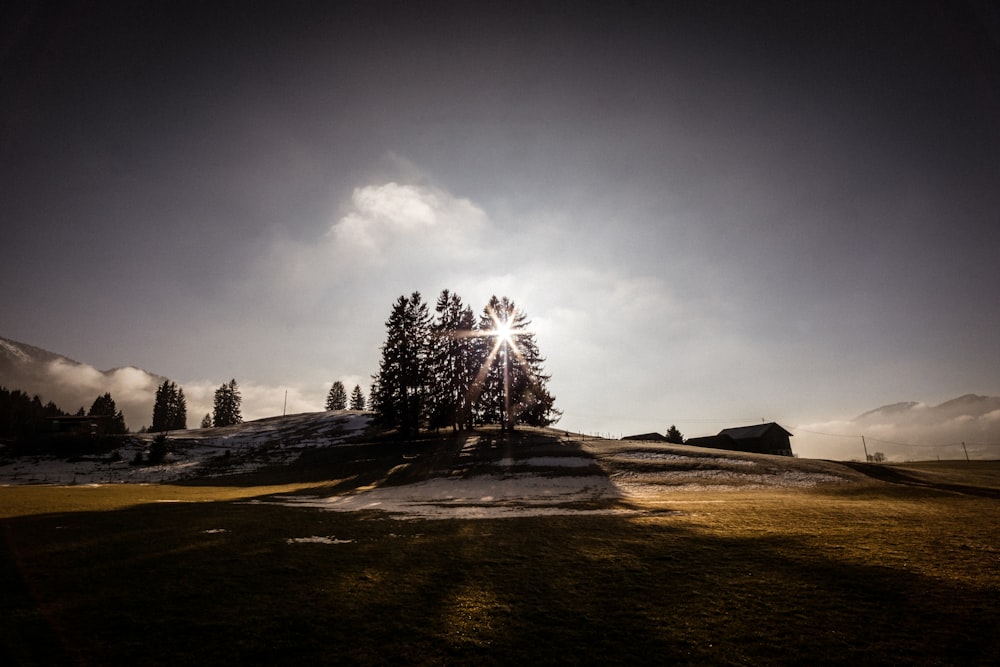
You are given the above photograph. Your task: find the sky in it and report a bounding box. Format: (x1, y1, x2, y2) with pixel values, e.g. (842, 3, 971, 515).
(2, 0, 999, 458)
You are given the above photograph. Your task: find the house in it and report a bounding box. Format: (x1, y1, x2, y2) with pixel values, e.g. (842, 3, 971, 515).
(686, 422, 794, 457)
(36, 415, 109, 438)
(622, 432, 667, 441)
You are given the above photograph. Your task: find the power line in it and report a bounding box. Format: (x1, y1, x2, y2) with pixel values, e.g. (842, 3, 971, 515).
(790, 427, 861, 439)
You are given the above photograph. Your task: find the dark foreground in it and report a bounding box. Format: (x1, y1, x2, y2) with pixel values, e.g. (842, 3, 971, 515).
(1, 441, 998, 666)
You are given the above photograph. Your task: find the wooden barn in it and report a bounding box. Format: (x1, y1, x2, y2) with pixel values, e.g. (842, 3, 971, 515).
(686, 422, 794, 457)
(622, 432, 667, 442)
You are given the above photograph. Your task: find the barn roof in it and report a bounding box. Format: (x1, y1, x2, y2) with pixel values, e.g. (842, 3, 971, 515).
(718, 422, 793, 440)
(623, 432, 666, 441)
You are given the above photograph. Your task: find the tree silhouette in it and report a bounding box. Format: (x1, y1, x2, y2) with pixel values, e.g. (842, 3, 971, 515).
(212, 379, 242, 427)
(151, 380, 187, 431)
(349, 384, 366, 411)
(326, 381, 347, 410)
(372, 290, 560, 435)
(89, 392, 127, 435)
(372, 292, 432, 436)
(476, 295, 559, 430)
(665, 424, 685, 444)
(428, 289, 477, 431)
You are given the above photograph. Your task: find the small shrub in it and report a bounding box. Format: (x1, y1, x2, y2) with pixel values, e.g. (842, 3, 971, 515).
(148, 433, 169, 465)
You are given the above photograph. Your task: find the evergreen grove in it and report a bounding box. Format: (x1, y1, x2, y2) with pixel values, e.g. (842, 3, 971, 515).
(3, 291, 555, 439)
(371, 290, 560, 436)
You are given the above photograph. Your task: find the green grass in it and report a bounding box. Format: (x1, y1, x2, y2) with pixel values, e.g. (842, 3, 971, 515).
(2, 454, 998, 665)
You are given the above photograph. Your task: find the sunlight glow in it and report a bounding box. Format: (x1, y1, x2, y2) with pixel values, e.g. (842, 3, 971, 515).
(493, 321, 515, 346)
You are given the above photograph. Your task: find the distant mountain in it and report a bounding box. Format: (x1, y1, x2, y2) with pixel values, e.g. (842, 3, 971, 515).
(855, 401, 920, 421)
(0, 336, 167, 431)
(855, 394, 1000, 425)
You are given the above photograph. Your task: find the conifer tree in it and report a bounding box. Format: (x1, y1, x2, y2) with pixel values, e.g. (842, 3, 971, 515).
(89, 392, 128, 434)
(349, 384, 366, 411)
(372, 292, 432, 436)
(212, 379, 242, 427)
(151, 380, 187, 431)
(200, 413, 213, 429)
(665, 424, 685, 444)
(326, 381, 347, 410)
(476, 295, 560, 430)
(428, 289, 477, 431)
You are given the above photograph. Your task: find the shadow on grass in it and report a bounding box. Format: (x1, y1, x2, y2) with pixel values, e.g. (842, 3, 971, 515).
(176, 427, 601, 494)
(2, 493, 998, 666)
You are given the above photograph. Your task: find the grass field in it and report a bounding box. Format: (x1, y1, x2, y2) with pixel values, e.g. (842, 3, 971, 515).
(2, 433, 998, 665)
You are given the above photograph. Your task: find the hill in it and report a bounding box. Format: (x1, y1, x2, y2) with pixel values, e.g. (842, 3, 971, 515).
(0, 410, 881, 518)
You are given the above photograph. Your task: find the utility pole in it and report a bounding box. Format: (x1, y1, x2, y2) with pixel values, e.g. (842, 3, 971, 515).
(283, 390, 287, 417)
(962, 441, 970, 462)
(862, 434, 869, 462)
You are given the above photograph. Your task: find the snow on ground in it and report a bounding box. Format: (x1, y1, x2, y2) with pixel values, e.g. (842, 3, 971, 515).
(0, 411, 371, 485)
(286, 536, 354, 545)
(1, 419, 857, 521)
(271, 473, 624, 520)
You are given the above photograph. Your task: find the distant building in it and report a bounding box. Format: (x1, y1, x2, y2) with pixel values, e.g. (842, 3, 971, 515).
(622, 432, 667, 442)
(686, 422, 794, 457)
(36, 415, 109, 438)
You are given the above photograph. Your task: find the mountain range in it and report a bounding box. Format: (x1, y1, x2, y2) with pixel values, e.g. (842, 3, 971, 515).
(855, 394, 1000, 424)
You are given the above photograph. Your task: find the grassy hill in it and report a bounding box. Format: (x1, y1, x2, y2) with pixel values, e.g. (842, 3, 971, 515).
(1, 414, 998, 665)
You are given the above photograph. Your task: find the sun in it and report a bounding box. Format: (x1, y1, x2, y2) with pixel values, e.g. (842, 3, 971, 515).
(493, 321, 515, 346)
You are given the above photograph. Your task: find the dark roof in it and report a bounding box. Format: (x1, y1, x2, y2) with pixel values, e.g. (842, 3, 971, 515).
(623, 432, 666, 441)
(685, 435, 736, 448)
(719, 422, 792, 440)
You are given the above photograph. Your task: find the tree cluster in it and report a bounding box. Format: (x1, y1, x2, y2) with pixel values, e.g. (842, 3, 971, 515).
(371, 290, 560, 436)
(0, 386, 65, 440)
(151, 380, 187, 432)
(327, 381, 367, 411)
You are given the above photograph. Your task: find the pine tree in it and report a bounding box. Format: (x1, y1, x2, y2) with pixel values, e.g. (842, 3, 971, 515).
(428, 289, 477, 431)
(89, 392, 128, 435)
(665, 424, 685, 444)
(151, 381, 187, 431)
(175, 386, 187, 430)
(326, 381, 347, 410)
(349, 384, 366, 411)
(212, 379, 242, 427)
(200, 413, 213, 429)
(372, 292, 432, 436)
(476, 296, 560, 430)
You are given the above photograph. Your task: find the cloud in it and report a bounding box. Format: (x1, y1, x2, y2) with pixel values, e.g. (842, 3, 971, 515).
(792, 395, 1000, 461)
(327, 182, 489, 264)
(37, 360, 163, 430)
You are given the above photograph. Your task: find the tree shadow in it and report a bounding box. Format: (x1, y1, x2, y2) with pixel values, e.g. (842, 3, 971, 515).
(2, 497, 998, 666)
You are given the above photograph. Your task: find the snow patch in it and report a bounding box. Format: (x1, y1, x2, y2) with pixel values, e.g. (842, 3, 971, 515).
(273, 473, 622, 520)
(286, 536, 354, 545)
(0, 411, 372, 485)
(494, 456, 595, 468)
